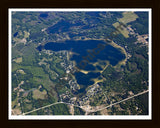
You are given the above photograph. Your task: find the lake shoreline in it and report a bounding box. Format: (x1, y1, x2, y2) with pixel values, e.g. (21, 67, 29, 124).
(109, 41, 127, 66)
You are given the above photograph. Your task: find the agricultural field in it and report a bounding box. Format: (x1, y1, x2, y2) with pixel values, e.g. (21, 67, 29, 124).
(118, 11, 138, 24)
(112, 12, 138, 38)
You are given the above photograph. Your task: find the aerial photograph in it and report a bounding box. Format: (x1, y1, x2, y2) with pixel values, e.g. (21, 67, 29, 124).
(9, 9, 151, 119)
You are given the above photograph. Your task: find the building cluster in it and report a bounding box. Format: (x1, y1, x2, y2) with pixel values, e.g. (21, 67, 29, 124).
(58, 51, 74, 73)
(78, 84, 102, 106)
(127, 26, 149, 45)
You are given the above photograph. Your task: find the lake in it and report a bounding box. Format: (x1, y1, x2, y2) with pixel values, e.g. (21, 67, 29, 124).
(44, 40, 125, 67)
(46, 20, 84, 34)
(39, 13, 48, 19)
(13, 32, 18, 37)
(40, 40, 125, 93)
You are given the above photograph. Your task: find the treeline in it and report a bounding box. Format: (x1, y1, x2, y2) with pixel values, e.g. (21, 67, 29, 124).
(128, 12, 149, 35)
(102, 33, 148, 94)
(50, 104, 71, 115)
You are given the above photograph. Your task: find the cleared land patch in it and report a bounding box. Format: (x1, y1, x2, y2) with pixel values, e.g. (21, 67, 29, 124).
(24, 31, 30, 38)
(13, 57, 22, 63)
(113, 12, 138, 38)
(113, 22, 129, 38)
(16, 69, 26, 74)
(33, 89, 47, 100)
(118, 11, 138, 24)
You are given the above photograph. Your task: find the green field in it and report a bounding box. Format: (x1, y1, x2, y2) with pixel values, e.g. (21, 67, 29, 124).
(113, 22, 129, 38)
(118, 12, 138, 24)
(112, 12, 138, 38)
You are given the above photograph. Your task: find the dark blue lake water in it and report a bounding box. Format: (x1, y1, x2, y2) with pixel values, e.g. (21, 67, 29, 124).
(39, 13, 48, 18)
(75, 72, 101, 86)
(42, 40, 125, 92)
(44, 40, 125, 67)
(13, 32, 18, 37)
(46, 20, 84, 34)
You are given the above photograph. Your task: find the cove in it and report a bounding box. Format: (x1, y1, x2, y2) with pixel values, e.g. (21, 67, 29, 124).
(41, 40, 126, 93)
(43, 40, 125, 67)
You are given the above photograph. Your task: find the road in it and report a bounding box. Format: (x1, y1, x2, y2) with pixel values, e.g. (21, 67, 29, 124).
(87, 90, 149, 113)
(22, 90, 149, 115)
(23, 102, 63, 115)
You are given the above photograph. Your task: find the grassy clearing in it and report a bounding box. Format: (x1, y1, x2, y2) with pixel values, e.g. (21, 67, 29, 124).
(24, 31, 30, 38)
(12, 97, 22, 115)
(112, 12, 138, 38)
(118, 11, 138, 24)
(12, 108, 22, 115)
(33, 89, 47, 100)
(16, 69, 26, 74)
(13, 57, 22, 63)
(113, 22, 129, 38)
(12, 63, 58, 101)
(12, 43, 58, 101)
(12, 64, 44, 77)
